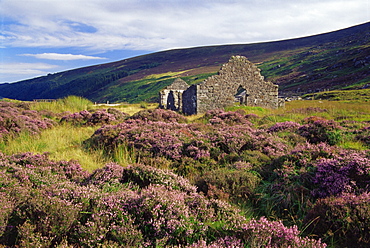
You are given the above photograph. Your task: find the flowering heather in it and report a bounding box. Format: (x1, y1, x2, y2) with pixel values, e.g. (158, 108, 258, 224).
(241, 217, 326, 248)
(87, 162, 125, 186)
(121, 163, 198, 193)
(4, 104, 369, 247)
(129, 108, 188, 123)
(204, 109, 253, 126)
(0, 151, 328, 247)
(87, 114, 288, 167)
(196, 167, 261, 201)
(60, 109, 92, 125)
(185, 237, 244, 248)
(60, 108, 128, 126)
(312, 150, 370, 198)
(0, 102, 55, 140)
(297, 116, 342, 145)
(268, 121, 301, 133)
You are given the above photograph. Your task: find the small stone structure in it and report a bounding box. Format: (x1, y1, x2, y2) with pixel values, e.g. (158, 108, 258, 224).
(160, 56, 283, 115)
(159, 78, 189, 112)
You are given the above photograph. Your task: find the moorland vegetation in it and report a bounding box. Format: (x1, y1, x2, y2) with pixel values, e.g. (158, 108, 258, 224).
(0, 94, 369, 247)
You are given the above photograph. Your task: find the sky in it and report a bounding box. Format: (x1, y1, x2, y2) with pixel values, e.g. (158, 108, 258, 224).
(0, 0, 369, 83)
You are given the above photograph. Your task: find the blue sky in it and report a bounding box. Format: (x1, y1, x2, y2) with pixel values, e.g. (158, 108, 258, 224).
(1, 0, 369, 83)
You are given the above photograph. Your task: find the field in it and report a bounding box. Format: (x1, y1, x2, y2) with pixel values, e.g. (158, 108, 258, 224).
(0, 95, 369, 247)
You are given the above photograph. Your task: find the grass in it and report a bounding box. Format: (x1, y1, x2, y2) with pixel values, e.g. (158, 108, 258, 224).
(304, 89, 370, 102)
(97, 102, 159, 115)
(0, 124, 107, 172)
(30, 95, 94, 113)
(112, 144, 138, 166)
(0, 98, 159, 172)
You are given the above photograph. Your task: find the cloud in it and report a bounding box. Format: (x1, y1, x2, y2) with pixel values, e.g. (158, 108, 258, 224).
(0, 62, 58, 75)
(20, 53, 106, 60)
(0, 62, 59, 83)
(0, 0, 369, 52)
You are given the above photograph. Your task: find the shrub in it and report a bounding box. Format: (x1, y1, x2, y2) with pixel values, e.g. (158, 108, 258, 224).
(60, 110, 92, 125)
(204, 109, 253, 126)
(297, 116, 342, 145)
(129, 108, 188, 123)
(0, 102, 55, 140)
(304, 193, 370, 247)
(268, 121, 301, 133)
(195, 168, 261, 201)
(240, 217, 326, 248)
(60, 109, 128, 126)
(121, 164, 197, 193)
(312, 150, 370, 198)
(85, 119, 212, 162)
(0, 153, 260, 247)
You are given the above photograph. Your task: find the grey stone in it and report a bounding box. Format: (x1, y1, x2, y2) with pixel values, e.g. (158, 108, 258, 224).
(159, 56, 283, 115)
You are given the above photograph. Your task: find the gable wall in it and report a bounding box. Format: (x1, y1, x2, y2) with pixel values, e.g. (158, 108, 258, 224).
(160, 56, 282, 115)
(193, 56, 280, 114)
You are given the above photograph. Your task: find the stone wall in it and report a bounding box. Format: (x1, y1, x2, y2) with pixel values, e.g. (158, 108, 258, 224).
(182, 84, 197, 115)
(159, 56, 282, 115)
(183, 56, 281, 114)
(159, 78, 189, 111)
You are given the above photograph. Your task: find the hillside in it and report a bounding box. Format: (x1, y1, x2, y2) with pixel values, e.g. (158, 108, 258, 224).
(1, 22, 369, 103)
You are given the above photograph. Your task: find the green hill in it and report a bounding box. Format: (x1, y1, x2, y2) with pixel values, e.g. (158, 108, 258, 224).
(1, 22, 369, 103)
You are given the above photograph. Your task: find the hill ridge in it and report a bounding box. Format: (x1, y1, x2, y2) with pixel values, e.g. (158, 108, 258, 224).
(1, 21, 369, 103)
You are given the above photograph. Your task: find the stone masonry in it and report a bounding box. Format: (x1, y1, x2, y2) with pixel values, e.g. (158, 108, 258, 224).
(159, 78, 189, 111)
(160, 56, 283, 115)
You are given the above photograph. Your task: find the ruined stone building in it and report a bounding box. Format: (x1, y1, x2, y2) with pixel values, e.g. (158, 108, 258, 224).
(159, 56, 283, 115)
(159, 78, 189, 112)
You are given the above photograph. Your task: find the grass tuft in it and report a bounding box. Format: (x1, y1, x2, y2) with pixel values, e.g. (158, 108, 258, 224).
(0, 124, 106, 172)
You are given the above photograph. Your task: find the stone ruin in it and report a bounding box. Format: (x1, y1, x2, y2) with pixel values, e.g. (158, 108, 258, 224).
(160, 55, 284, 115)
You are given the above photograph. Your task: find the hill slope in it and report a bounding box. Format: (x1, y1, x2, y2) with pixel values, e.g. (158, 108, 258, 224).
(1, 22, 369, 103)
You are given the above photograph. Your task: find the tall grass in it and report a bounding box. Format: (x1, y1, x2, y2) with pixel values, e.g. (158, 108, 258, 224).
(30, 95, 93, 113)
(0, 124, 107, 172)
(112, 144, 138, 166)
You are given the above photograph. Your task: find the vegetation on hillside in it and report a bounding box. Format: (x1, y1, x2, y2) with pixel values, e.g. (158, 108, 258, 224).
(1, 22, 369, 103)
(0, 94, 369, 247)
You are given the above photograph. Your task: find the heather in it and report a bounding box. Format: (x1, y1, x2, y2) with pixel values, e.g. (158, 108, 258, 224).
(85, 107, 370, 247)
(0, 152, 325, 247)
(1, 98, 370, 247)
(304, 193, 370, 247)
(0, 101, 55, 141)
(60, 108, 129, 126)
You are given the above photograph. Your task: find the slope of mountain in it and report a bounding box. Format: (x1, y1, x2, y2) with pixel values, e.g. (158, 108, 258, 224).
(1, 22, 369, 103)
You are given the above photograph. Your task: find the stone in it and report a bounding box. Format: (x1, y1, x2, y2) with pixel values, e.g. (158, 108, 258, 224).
(159, 55, 283, 115)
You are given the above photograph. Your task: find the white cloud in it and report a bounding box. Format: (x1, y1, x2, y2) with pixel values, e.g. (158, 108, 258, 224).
(0, 62, 59, 83)
(0, 0, 369, 52)
(20, 53, 106, 60)
(0, 62, 58, 75)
